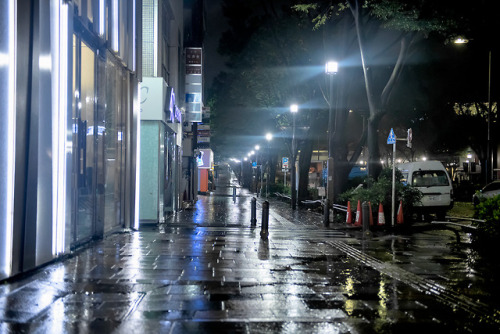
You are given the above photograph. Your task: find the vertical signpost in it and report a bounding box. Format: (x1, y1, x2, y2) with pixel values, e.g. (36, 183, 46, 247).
(387, 129, 397, 227)
(282, 157, 289, 187)
(387, 128, 412, 227)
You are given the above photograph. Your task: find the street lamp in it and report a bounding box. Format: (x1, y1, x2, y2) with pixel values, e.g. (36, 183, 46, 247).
(290, 104, 298, 210)
(454, 38, 493, 183)
(325, 61, 338, 215)
(265, 134, 273, 197)
(255, 145, 261, 195)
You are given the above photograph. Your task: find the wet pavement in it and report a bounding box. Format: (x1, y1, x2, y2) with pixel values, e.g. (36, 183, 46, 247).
(1, 168, 500, 333)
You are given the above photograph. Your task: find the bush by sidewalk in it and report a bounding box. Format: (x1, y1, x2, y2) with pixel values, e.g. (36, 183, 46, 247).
(339, 167, 422, 222)
(474, 194, 500, 242)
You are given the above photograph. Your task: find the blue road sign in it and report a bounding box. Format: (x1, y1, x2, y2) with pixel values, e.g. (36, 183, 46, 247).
(387, 128, 396, 144)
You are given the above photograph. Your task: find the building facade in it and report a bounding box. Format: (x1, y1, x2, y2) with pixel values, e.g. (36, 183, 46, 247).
(139, 0, 184, 223)
(1, 0, 141, 280)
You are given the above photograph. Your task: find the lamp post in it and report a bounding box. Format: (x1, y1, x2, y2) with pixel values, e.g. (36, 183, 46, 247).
(255, 145, 261, 195)
(454, 38, 493, 183)
(487, 50, 492, 183)
(265, 134, 272, 197)
(325, 61, 338, 204)
(290, 104, 298, 210)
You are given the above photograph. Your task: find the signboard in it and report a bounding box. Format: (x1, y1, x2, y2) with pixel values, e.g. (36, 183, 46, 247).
(282, 157, 289, 168)
(186, 48, 202, 65)
(197, 149, 213, 169)
(185, 48, 203, 123)
(140, 77, 166, 121)
(186, 65, 201, 75)
(387, 128, 396, 145)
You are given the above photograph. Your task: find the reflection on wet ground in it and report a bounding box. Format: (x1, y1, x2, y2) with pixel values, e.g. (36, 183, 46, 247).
(0, 168, 499, 333)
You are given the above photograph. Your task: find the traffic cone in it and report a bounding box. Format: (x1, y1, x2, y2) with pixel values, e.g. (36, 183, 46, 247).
(346, 201, 352, 225)
(377, 203, 385, 226)
(397, 200, 404, 224)
(368, 202, 374, 226)
(354, 200, 362, 226)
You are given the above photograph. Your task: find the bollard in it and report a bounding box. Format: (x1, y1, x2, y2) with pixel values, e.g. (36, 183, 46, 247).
(251, 197, 257, 227)
(362, 201, 370, 235)
(260, 201, 269, 239)
(323, 198, 330, 227)
(233, 186, 237, 200)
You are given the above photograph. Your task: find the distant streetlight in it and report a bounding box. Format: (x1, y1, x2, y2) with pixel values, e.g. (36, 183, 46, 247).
(325, 61, 338, 222)
(325, 61, 338, 74)
(290, 104, 298, 210)
(454, 37, 493, 183)
(265, 134, 273, 198)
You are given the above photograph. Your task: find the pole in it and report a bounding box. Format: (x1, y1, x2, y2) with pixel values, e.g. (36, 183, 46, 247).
(251, 197, 257, 226)
(487, 50, 492, 183)
(323, 198, 330, 227)
(327, 74, 335, 202)
(291, 113, 297, 210)
(391, 141, 396, 227)
(260, 201, 269, 239)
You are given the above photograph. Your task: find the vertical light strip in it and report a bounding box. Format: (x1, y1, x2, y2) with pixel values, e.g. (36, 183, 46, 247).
(153, 0, 158, 76)
(132, 0, 136, 71)
(99, 0, 105, 36)
(51, 1, 69, 256)
(134, 84, 141, 229)
(1, 0, 16, 277)
(112, 0, 119, 52)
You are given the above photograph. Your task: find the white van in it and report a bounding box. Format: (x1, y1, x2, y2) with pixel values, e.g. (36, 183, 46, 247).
(397, 161, 453, 220)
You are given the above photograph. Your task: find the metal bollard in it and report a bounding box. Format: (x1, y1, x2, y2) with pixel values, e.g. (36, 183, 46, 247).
(260, 201, 269, 239)
(251, 197, 257, 227)
(233, 186, 237, 200)
(362, 201, 370, 235)
(323, 198, 330, 227)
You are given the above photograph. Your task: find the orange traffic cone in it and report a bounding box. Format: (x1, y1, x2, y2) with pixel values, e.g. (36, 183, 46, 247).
(346, 201, 352, 225)
(397, 200, 404, 224)
(377, 203, 385, 226)
(354, 200, 362, 226)
(368, 202, 374, 226)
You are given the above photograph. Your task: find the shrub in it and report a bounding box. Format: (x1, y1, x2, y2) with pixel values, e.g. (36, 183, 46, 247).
(339, 167, 422, 221)
(474, 194, 500, 239)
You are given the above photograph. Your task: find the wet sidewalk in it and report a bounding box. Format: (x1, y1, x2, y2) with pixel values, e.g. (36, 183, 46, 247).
(1, 168, 499, 333)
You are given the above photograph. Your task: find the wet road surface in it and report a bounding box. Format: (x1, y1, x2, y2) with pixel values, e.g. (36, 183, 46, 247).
(1, 168, 499, 333)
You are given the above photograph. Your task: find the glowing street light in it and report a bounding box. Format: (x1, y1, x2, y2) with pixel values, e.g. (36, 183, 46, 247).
(325, 60, 339, 224)
(290, 104, 298, 209)
(265, 133, 273, 198)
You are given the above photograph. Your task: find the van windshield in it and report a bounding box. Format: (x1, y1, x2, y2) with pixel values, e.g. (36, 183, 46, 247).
(412, 170, 449, 187)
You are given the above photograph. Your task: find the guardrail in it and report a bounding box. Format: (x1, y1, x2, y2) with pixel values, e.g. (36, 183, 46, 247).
(431, 216, 484, 242)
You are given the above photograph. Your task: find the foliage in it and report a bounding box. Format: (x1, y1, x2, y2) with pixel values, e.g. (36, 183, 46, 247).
(292, 0, 468, 178)
(474, 195, 500, 239)
(268, 182, 290, 196)
(339, 167, 422, 218)
(210, 0, 327, 160)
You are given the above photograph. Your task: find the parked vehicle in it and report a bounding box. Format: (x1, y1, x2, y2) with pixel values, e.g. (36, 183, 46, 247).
(397, 161, 453, 220)
(472, 181, 500, 205)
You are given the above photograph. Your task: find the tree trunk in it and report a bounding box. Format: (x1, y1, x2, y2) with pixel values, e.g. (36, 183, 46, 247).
(269, 154, 277, 186)
(298, 138, 314, 204)
(367, 115, 382, 178)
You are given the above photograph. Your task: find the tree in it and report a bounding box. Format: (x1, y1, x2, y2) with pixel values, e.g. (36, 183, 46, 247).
(210, 0, 332, 202)
(294, 0, 466, 178)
